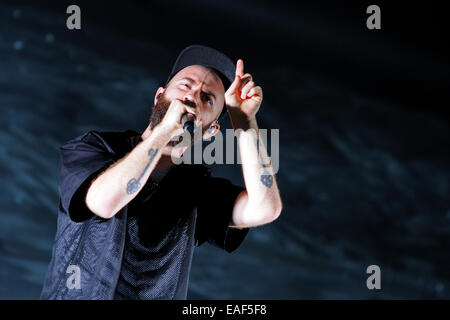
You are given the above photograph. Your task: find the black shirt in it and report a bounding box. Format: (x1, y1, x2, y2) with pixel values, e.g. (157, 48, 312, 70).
(41, 129, 249, 300)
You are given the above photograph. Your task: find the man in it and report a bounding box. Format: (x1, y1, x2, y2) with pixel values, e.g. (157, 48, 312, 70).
(41, 45, 282, 300)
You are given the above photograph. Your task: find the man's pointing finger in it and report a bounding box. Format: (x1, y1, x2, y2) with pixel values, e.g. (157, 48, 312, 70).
(236, 59, 244, 77)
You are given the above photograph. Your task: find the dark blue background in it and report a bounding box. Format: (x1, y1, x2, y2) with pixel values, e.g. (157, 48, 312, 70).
(0, 0, 448, 299)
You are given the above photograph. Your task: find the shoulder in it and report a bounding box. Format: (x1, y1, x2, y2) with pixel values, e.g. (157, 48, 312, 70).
(60, 129, 140, 158)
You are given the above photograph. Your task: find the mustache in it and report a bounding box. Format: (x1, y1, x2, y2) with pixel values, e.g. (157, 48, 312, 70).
(149, 94, 204, 147)
(180, 99, 197, 109)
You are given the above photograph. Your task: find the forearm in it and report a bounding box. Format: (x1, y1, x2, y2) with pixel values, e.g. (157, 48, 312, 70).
(230, 112, 282, 219)
(86, 127, 171, 219)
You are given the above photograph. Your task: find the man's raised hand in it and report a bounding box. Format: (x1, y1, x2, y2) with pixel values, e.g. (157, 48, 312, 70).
(225, 59, 263, 120)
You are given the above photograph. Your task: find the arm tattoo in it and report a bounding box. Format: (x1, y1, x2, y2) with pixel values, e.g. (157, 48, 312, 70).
(255, 137, 273, 188)
(126, 148, 158, 194)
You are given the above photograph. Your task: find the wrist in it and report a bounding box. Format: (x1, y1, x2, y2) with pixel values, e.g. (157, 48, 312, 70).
(228, 109, 257, 131)
(149, 124, 173, 144)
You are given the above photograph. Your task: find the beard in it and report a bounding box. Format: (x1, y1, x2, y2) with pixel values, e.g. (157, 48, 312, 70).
(149, 93, 171, 131)
(149, 92, 211, 147)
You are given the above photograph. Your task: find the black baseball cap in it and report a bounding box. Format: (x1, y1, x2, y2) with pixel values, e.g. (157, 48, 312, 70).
(166, 45, 236, 120)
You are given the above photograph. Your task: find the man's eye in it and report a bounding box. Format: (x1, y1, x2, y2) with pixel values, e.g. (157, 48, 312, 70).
(202, 93, 212, 104)
(180, 83, 189, 89)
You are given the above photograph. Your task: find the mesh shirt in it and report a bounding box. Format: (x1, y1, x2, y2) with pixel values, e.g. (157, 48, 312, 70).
(41, 129, 249, 300)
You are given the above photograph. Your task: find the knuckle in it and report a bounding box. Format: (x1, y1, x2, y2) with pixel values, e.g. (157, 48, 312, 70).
(241, 75, 251, 83)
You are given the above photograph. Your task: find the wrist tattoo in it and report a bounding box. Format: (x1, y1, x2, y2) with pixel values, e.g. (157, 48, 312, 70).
(126, 148, 158, 195)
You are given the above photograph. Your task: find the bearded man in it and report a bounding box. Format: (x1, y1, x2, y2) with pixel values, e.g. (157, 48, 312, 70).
(41, 45, 282, 300)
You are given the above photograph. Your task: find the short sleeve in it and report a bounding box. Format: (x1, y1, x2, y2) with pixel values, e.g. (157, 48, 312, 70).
(58, 132, 115, 222)
(195, 176, 250, 253)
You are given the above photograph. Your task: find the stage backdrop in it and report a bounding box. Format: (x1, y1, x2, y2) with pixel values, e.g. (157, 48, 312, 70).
(0, 0, 448, 299)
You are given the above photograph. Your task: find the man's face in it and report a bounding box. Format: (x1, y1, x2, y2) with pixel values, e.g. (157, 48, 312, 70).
(149, 65, 226, 143)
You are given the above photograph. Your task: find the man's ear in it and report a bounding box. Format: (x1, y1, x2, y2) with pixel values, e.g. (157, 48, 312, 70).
(203, 121, 220, 140)
(154, 87, 165, 106)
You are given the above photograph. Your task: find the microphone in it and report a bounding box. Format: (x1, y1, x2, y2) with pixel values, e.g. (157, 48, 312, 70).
(181, 113, 195, 135)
